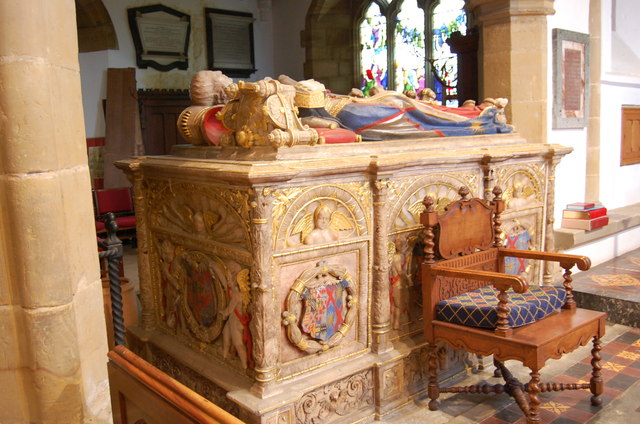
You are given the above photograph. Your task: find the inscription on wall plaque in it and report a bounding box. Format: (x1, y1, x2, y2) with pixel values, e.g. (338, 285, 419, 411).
(553, 29, 589, 129)
(127, 5, 191, 71)
(205, 9, 256, 78)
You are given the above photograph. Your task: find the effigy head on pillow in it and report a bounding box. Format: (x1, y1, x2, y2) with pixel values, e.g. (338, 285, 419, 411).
(178, 72, 360, 147)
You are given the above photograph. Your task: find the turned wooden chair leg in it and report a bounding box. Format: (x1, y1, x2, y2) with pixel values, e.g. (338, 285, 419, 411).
(427, 343, 440, 411)
(526, 370, 541, 424)
(590, 335, 604, 406)
(493, 357, 503, 378)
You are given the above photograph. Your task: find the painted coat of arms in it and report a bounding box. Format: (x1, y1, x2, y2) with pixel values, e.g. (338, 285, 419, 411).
(282, 261, 357, 354)
(301, 279, 349, 342)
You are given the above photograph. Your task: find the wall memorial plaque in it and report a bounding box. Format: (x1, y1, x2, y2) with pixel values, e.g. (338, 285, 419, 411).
(205, 8, 256, 78)
(552, 29, 590, 129)
(128, 4, 191, 72)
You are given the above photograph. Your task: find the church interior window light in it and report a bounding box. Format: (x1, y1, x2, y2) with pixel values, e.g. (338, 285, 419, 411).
(358, 0, 467, 105)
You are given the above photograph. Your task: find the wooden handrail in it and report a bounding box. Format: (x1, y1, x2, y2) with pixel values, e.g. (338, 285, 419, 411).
(108, 346, 245, 424)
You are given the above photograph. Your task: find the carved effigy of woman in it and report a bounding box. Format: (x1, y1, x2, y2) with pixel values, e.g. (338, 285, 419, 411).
(279, 75, 513, 141)
(159, 239, 184, 330)
(221, 262, 252, 369)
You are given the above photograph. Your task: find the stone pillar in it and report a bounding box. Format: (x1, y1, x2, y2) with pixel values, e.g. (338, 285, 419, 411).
(0, 0, 111, 422)
(248, 187, 279, 397)
(586, 0, 602, 201)
(371, 179, 392, 354)
(468, 0, 555, 144)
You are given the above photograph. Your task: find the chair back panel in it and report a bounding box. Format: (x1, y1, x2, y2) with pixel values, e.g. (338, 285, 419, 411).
(433, 249, 500, 304)
(96, 188, 133, 214)
(437, 198, 495, 259)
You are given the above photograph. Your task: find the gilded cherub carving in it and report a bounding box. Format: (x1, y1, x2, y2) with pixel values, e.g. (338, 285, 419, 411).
(293, 202, 353, 245)
(221, 261, 252, 369)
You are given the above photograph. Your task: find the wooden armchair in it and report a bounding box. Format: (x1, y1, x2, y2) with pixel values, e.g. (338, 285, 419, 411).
(420, 187, 606, 423)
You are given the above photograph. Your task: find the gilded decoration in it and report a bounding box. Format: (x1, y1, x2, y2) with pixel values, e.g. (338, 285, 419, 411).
(215, 79, 321, 147)
(385, 174, 478, 334)
(494, 165, 546, 280)
(154, 236, 253, 369)
(388, 174, 479, 231)
(273, 183, 371, 251)
(294, 369, 374, 423)
(282, 261, 358, 354)
(146, 179, 251, 251)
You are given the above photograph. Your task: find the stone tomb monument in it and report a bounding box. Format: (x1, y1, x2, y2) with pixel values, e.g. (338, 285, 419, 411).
(117, 77, 570, 423)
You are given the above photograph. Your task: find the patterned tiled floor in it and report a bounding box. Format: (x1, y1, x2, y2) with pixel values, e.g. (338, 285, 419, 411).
(382, 325, 640, 424)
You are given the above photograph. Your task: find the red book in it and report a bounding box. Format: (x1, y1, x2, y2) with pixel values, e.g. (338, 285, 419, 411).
(561, 215, 609, 230)
(566, 202, 596, 210)
(562, 207, 607, 219)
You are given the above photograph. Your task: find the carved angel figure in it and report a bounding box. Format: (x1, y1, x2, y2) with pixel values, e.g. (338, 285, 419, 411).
(221, 263, 252, 369)
(294, 203, 353, 245)
(504, 178, 536, 211)
(388, 236, 413, 329)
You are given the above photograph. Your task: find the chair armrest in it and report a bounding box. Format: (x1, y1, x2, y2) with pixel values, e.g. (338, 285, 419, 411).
(431, 266, 528, 293)
(499, 248, 591, 271)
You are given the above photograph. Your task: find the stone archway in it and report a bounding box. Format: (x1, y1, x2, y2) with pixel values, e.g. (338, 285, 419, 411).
(75, 0, 118, 52)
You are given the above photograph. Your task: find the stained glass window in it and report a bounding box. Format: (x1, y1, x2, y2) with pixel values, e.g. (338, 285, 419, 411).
(359, 2, 388, 95)
(432, 0, 467, 106)
(394, 0, 425, 93)
(358, 0, 467, 105)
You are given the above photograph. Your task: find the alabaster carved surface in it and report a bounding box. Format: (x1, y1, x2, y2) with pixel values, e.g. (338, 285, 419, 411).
(145, 179, 255, 371)
(275, 245, 370, 380)
(117, 132, 571, 424)
(495, 162, 547, 283)
(293, 369, 375, 424)
(385, 172, 481, 336)
(149, 343, 241, 416)
(217, 79, 320, 148)
(272, 182, 371, 251)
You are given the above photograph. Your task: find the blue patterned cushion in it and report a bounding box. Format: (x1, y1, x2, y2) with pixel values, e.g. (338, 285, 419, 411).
(436, 286, 567, 329)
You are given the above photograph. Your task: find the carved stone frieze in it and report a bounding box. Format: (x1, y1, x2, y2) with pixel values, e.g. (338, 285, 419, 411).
(403, 343, 470, 395)
(495, 164, 545, 212)
(382, 364, 402, 398)
(273, 182, 371, 251)
(294, 369, 374, 423)
(282, 261, 357, 354)
(388, 173, 479, 232)
(145, 179, 252, 251)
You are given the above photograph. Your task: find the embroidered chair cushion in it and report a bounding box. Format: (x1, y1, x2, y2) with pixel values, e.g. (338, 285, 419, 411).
(436, 285, 567, 329)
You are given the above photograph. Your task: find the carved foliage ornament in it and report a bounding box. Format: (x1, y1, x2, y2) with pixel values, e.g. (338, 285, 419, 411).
(294, 369, 374, 423)
(282, 261, 357, 354)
